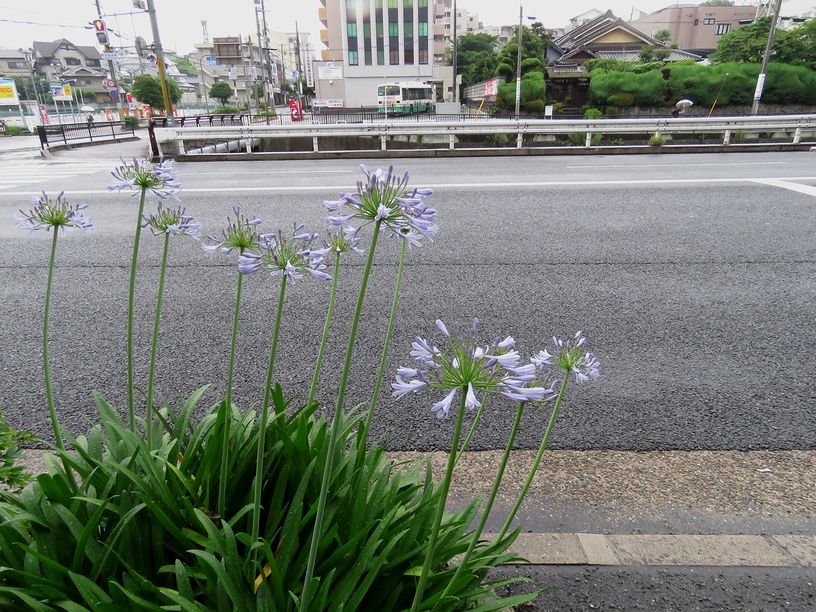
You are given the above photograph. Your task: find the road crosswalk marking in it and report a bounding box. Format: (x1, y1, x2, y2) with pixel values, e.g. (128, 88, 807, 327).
(0, 160, 112, 192)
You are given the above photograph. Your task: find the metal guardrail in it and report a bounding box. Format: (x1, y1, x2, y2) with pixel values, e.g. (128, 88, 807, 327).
(36, 121, 136, 149)
(153, 114, 816, 155)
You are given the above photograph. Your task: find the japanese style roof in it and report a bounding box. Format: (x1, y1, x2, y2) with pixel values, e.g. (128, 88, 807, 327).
(33, 39, 101, 61)
(554, 10, 659, 50)
(59, 65, 106, 78)
(593, 49, 701, 61)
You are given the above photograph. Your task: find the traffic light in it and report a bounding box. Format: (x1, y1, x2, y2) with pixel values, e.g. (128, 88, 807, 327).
(93, 19, 109, 45)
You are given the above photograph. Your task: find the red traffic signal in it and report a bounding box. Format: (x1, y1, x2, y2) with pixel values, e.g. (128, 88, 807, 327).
(93, 19, 109, 44)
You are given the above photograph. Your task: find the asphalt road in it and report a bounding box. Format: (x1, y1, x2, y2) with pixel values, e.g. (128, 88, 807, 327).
(1, 150, 814, 451)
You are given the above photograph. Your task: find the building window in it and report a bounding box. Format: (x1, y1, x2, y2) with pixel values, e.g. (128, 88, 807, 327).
(404, 48, 414, 64)
(418, 0, 428, 6)
(389, 22, 398, 36)
(390, 48, 399, 64)
(7, 61, 27, 68)
(377, 21, 383, 35)
(65, 58, 81, 65)
(347, 23, 357, 36)
(348, 50, 359, 65)
(716, 23, 731, 35)
(86, 59, 101, 66)
(377, 49, 385, 64)
(404, 0, 412, 6)
(388, 0, 397, 7)
(404, 22, 413, 36)
(418, 22, 428, 36)
(419, 49, 428, 64)
(703, 18, 715, 25)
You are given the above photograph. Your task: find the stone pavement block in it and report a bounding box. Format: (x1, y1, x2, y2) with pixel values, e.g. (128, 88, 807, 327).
(770, 535, 816, 566)
(506, 533, 587, 565)
(577, 533, 619, 565)
(607, 535, 793, 566)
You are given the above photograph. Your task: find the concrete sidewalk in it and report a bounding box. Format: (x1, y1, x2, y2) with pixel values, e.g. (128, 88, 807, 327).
(22, 448, 815, 569)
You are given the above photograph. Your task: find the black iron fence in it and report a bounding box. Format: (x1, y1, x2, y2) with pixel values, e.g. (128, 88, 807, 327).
(36, 121, 136, 149)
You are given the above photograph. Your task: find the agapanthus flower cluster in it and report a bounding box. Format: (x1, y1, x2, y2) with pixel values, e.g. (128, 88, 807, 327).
(143, 202, 201, 238)
(324, 164, 438, 245)
(203, 206, 261, 256)
(109, 158, 181, 200)
(319, 225, 365, 258)
(238, 223, 331, 283)
(548, 331, 601, 383)
(392, 318, 556, 419)
(17, 192, 92, 233)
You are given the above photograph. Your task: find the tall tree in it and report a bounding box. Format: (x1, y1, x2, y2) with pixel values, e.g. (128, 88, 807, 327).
(130, 74, 181, 109)
(456, 32, 499, 87)
(712, 17, 813, 66)
(209, 81, 234, 105)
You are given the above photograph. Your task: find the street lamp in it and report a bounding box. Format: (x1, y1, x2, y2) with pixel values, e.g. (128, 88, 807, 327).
(197, 53, 210, 112)
(514, 6, 536, 120)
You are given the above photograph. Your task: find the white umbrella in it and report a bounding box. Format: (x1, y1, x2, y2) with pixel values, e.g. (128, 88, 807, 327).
(80, 105, 95, 112)
(675, 99, 694, 108)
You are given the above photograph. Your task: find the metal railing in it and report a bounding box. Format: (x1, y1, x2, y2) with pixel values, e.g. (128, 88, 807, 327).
(36, 121, 136, 149)
(153, 114, 816, 156)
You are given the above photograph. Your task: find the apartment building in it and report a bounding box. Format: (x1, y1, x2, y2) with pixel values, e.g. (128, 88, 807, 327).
(316, 0, 436, 107)
(630, 4, 757, 55)
(432, 0, 482, 63)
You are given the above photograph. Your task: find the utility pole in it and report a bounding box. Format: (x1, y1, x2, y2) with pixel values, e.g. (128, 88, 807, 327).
(94, 0, 125, 120)
(514, 4, 523, 119)
(20, 49, 42, 109)
(145, 0, 175, 125)
(295, 22, 304, 100)
(751, 0, 782, 115)
(254, 1, 270, 122)
(452, 0, 458, 103)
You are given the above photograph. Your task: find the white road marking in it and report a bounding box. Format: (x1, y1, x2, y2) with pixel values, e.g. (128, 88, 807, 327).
(566, 161, 789, 169)
(2, 175, 816, 197)
(179, 169, 354, 175)
(751, 178, 816, 197)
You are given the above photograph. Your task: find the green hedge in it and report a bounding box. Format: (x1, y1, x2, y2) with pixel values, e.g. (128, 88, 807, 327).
(496, 71, 547, 111)
(588, 62, 816, 107)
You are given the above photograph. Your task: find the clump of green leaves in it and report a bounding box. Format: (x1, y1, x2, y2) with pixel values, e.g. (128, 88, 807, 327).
(0, 410, 34, 491)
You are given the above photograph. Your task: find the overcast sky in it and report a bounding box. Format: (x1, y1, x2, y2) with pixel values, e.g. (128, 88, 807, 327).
(1, 0, 814, 57)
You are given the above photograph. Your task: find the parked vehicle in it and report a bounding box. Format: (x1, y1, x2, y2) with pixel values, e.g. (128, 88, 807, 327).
(377, 82, 434, 114)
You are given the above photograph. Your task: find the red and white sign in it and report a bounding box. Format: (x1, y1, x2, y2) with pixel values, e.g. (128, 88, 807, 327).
(38, 103, 50, 125)
(102, 79, 116, 91)
(484, 79, 499, 97)
(289, 98, 303, 121)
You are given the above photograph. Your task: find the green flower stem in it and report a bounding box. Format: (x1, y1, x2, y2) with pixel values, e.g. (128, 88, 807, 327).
(251, 275, 287, 556)
(301, 219, 382, 612)
(497, 375, 570, 540)
(439, 401, 526, 605)
(126, 188, 147, 431)
(361, 238, 407, 447)
(43, 229, 65, 452)
(217, 265, 245, 516)
(145, 233, 170, 449)
(307, 250, 341, 406)
(411, 387, 468, 612)
(454, 392, 491, 467)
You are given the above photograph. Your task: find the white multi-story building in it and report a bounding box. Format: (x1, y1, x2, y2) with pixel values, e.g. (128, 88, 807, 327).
(316, 0, 435, 107)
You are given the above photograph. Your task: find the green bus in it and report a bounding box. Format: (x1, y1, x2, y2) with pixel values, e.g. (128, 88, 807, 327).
(377, 82, 434, 114)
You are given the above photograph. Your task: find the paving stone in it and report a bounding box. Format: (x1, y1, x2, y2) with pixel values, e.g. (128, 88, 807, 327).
(607, 534, 793, 566)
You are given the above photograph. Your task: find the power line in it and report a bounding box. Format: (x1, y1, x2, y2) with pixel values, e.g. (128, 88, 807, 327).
(0, 17, 86, 28)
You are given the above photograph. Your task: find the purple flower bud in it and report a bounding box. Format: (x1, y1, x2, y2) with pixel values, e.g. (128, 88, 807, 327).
(435, 319, 449, 337)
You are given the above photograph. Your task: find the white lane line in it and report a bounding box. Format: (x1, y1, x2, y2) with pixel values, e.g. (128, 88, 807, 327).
(751, 178, 816, 197)
(2, 175, 816, 196)
(567, 161, 789, 169)
(179, 169, 354, 175)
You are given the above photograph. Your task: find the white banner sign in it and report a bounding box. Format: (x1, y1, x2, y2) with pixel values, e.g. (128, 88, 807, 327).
(317, 63, 342, 80)
(314, 98, 343, 108)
